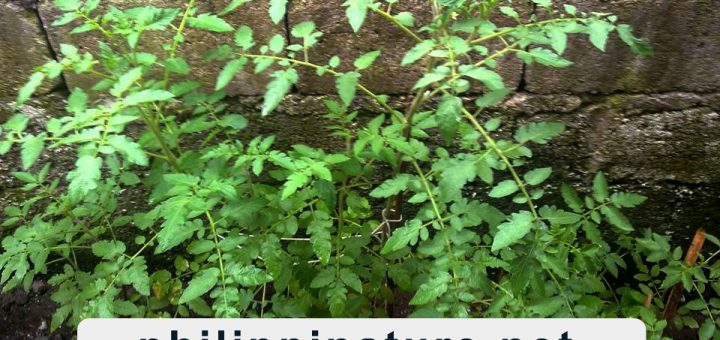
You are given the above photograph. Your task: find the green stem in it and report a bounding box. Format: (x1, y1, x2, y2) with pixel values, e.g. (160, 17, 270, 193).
(206, 210, 229, 313)
(368, 6, 422, 43)
(163, 0, 197, 88)
(471, 17, 584, 45)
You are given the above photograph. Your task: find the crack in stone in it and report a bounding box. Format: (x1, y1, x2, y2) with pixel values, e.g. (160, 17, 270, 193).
(32, 0, 69, 94)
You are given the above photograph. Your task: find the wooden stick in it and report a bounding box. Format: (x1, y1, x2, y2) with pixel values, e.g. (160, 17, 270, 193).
(662, 228, 706, 330)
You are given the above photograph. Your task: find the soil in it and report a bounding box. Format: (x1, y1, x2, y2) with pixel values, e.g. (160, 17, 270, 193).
(0, 280, 73, 340)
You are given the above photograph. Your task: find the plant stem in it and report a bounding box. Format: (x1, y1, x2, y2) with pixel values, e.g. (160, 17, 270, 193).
(368, 6, 422, 43)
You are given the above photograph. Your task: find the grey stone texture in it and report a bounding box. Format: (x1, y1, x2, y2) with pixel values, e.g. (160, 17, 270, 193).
(0, 1, 58, 101)
(0, 0, 719, 236)
(525, 0, 720, 94)
(36, 0, 281, 96)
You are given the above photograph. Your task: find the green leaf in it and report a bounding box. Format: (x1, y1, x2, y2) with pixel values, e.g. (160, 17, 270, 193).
(220, 0, 252, 15)
(610, 192, 646, 208)
(436, 95, 462, 144)
(616, 24, 653, 56)
(165, 57, 190, 75)
(188, 13, 234, 32)
(215, 58, 247, 90)
(106, 135, 148, 166)
(343, 0, 369, 32)
(234, 266, 272, 287)
(514, 121, 565, 144)
(110, 67, 142, 97)
(491, 211, 534, 252)
(218, 114, 248, 130)
(592, 171, 609, 201)
(499, 6, 518, 20)
(476, 88, 510, 107)
(66, 87, 88, 114)
(370, 174, 412, 198)
(394, 12, 414, 27)
(307, 215, 332, 264)
(402, 40, 435, 65)
(462, 66, 504, 90)
(409, 272, 451, 305)
(262, 69, 298, 116)
(488, 180, 518, 198)
(234, 25, 255, 49)
(21, 133, 45, 170)
(587, 19, 615, 51)
(178, 268, 220, 304)
(600, 205, 634, 232)
(16, 72, 45, 107)
(698, 319, 715, 340)
(310, 268, 335, 288)
(67, 155, 102, 196)
(339, 268, 362, 293)
(354, 50, 380, 70)
(3, 114, 29, 132)
(269, 0, 288, 24)
(268, 34, 285, 53)
(413, 71, 446, 89)
(548, 28, 567, 54)
(122, 90, 175, 106)
(438, 157, 476, 202)
(532, 0, 551, 6)
(291, 21, 315, 38)
(336, 72, 360, 107)
(518, 48, 573, 67)
(91, 240, 126, 260)
(563, 4, 577, 15)
(381, 219, 423, 254)
(523, 167, 552, 186)
(561, 184, 583, 213)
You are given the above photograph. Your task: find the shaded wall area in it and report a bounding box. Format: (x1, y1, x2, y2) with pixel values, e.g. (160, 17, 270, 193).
(1, 0, 719, 242)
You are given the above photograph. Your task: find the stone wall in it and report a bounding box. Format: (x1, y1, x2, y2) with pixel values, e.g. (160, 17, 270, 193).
(1, 0, 719, 241)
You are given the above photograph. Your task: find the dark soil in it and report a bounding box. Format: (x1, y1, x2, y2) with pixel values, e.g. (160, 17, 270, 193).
(0, 280, 73, 340)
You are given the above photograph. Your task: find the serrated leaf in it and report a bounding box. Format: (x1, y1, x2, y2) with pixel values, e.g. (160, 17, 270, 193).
(519, 48, 573, 67)
(307, 215, 332, 264)
(592, 171, 609, 201)
(488, 180, 518, 198)
(548, 28, 567, 54)
(409, 272, 451, 305)
(91, 240, 126, 260)
(220, 0, 252, 15)
(343, 0, 369, 32)
(178, 268, 220, 304)
(336, 72, 360, 106)
(561, 184, 583, 213)
(269, 0, 288, 24)
(698, 319, 715, 340)
(370, 174, 412, 198)
(268, 34, 285, 53)
(491, 211, 534, 252)
(16, 72, 45, 107)
(67, 155, 102, 196)
(394, 12, 414, 27)
(188, 13, 234, 32)
(21, 133, 45, 170)
(354, 50, 380, 70)
(616, 24, 653, 56)
(413, 71, 446, 89)
(587, 19, 614, 51)
(438, 156, 476, 202)
(110, 67, 142, 97)
(215, 58, 247, 90)
(600, 205, 633, 232)
(310, 268, 335, 288)
(106, 135, 148, 166)
(164, 173, 199, 186)
(402, 40, 435, 65)
(262, 69, 298, 116)
(67, 87, 87, 114)
(219, 114, 248, 130)
(610, 192, 646, 208)
(122, 90, 174, 106)
(475, 88, 510, 107)
(436, 95, 462, 145)
(165, 57, 190, 75)
(463, 67, 504, 90)
(234, 25, 254, 49)
(524, 167, 552, 186)
(339, 268, 362, 293)
(234, 266, 272, 287)
(514, 121, 565, 144)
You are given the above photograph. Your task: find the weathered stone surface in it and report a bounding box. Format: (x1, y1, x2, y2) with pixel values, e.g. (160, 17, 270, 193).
(0, 1, 59, 100)
(288, 0, 527, 95)
(37, 0, 280, 96)
(525, 0, 720, 94)
(498, 93, 582, 115)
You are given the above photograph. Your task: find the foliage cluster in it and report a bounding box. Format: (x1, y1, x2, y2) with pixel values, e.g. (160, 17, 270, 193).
(0, 0, 718, 339)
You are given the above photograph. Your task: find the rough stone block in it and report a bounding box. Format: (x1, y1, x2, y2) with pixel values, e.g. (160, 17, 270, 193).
(288, 0, 526, 95)
(525, 0, 720, 94)
(0, 1, 59, 100)
(37, 0, 281, 96)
